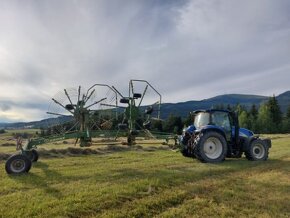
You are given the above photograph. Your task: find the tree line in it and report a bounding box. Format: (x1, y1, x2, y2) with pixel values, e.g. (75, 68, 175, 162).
(39, 95, 290, 136)
(236, 96, 290, 134)
(151, 95, 290, 134)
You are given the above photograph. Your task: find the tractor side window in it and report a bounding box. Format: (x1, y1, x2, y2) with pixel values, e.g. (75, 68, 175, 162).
(194, 112, 210, 128)
(211, 112, 231, 131)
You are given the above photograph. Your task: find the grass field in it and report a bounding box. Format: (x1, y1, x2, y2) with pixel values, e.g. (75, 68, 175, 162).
(0, 132, 289, 217)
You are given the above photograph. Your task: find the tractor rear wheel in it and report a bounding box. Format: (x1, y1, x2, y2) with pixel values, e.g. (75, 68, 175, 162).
(245, 139, 269, 161)
(194, 131, 227, 163)
(5, 154, 32, 174)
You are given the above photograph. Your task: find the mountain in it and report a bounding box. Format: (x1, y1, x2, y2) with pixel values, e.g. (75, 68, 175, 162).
(160, 92, 290, 118)
(0, 116, 73, 129)
(1, 91, 289, 129)
(276, 91, 290, 113)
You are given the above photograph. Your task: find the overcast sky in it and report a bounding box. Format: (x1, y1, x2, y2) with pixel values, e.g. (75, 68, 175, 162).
(0, 0, 290, 122)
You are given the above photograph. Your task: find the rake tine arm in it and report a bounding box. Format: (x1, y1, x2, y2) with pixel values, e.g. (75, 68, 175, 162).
(85, 89, 95, 103)
(77, 86, 81, 103)
(130, 80, 162, 119)
(115, 116, 126, 140)
(85, 97, 107, 109)
(66, 121, 80, 132)
(130, 80, 134, 99)
(138, 85, 148, 107)
(74, 138, 79, 146)
(46, 112, 69, 116)
(52, 98, 74, 115)
(100, 103, 126, 109)
(64, 89, 74, 110)
(112, 86, 124, 98)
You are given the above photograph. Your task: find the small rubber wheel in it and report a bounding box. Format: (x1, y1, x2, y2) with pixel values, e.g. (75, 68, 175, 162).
(5, 154, 32, 174)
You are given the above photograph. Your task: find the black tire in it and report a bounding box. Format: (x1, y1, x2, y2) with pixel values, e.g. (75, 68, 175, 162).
(5, 154, 32, 174)
(26, 149, 39, 162)
(245, 139, 269, 161)
(194, 131, 227, 163)
(181, 147, 194, 158)
(180, 140, 195, 158)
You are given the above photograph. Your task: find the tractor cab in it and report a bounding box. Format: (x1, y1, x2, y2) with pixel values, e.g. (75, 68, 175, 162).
(191, 109, 253, 143)
(180, 109, 271, 163)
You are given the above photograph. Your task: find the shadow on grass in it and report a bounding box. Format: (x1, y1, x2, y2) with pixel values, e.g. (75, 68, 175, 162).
(7, 151, 290, 201)
(8, 162, 64, 198)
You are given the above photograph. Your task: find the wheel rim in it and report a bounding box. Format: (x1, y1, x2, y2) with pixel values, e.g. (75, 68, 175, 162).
(252, 143, 265, 159)
(11, 159, 26, 173)
(203, 137, 223, 159)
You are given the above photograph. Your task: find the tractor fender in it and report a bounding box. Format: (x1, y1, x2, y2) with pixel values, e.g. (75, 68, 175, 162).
(241, 136, 271, 151)
(240, 136, 255, 151)
(200, 125, 227, 140)
(262, 138, 272, 148)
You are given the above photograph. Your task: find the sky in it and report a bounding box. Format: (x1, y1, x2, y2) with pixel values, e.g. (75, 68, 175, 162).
(0, 0, 290, 122)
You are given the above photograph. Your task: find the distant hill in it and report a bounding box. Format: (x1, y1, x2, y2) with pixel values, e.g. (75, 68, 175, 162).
(160, 91, 290, 118)
(276, 91, 290, 113)
(0, 116, 73, 129)
(1, 91, 289, 129)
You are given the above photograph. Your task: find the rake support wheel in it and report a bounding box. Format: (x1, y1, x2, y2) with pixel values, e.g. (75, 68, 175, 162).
(5, 154, 32, 174)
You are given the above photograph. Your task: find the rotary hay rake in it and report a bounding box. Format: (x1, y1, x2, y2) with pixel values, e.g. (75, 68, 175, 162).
(5, 80, 176, 175)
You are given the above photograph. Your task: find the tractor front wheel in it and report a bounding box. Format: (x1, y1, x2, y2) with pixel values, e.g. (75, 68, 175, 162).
(245, 139, 269, 161)
(194, 131, 227, 163)
(181, 147, 193, 158)
(5, 154, 32, 174)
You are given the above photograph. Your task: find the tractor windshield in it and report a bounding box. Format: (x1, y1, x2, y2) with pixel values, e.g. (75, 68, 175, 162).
(194, 112, 210, 129)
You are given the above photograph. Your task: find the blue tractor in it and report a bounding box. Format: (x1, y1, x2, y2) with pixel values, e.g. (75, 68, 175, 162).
(180, 109, 271, 163)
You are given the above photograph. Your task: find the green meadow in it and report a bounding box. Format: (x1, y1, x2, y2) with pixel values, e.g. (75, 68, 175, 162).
(0, 132, 289, 218)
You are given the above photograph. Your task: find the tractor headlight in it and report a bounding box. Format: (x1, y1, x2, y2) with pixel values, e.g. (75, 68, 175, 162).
(182, 128, 186, 136)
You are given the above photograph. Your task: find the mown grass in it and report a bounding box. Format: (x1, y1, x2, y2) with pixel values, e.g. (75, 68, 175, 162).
(0, 135, 289, 218)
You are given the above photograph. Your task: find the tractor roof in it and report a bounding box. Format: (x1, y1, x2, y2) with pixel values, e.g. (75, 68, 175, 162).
(190, 109, 235, 116)
(191, 109, 234, 115)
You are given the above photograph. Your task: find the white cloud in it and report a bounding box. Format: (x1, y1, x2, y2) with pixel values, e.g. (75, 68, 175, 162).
(0, 0, 289, 122)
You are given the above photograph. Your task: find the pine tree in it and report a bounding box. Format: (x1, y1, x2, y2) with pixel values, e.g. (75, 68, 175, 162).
(239, 110, 249, 129)
(164, 114, 183, 134)
(282, 105, 290, 133)
(250, 104, 258, 120)
(267, 95, 282, 133)
(287, 105, 290, 119)
(184, 113, 193, 126)
(248, 104, 258, 132)
(226, 104, 232, 111)
(257, 103, 272, 133)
